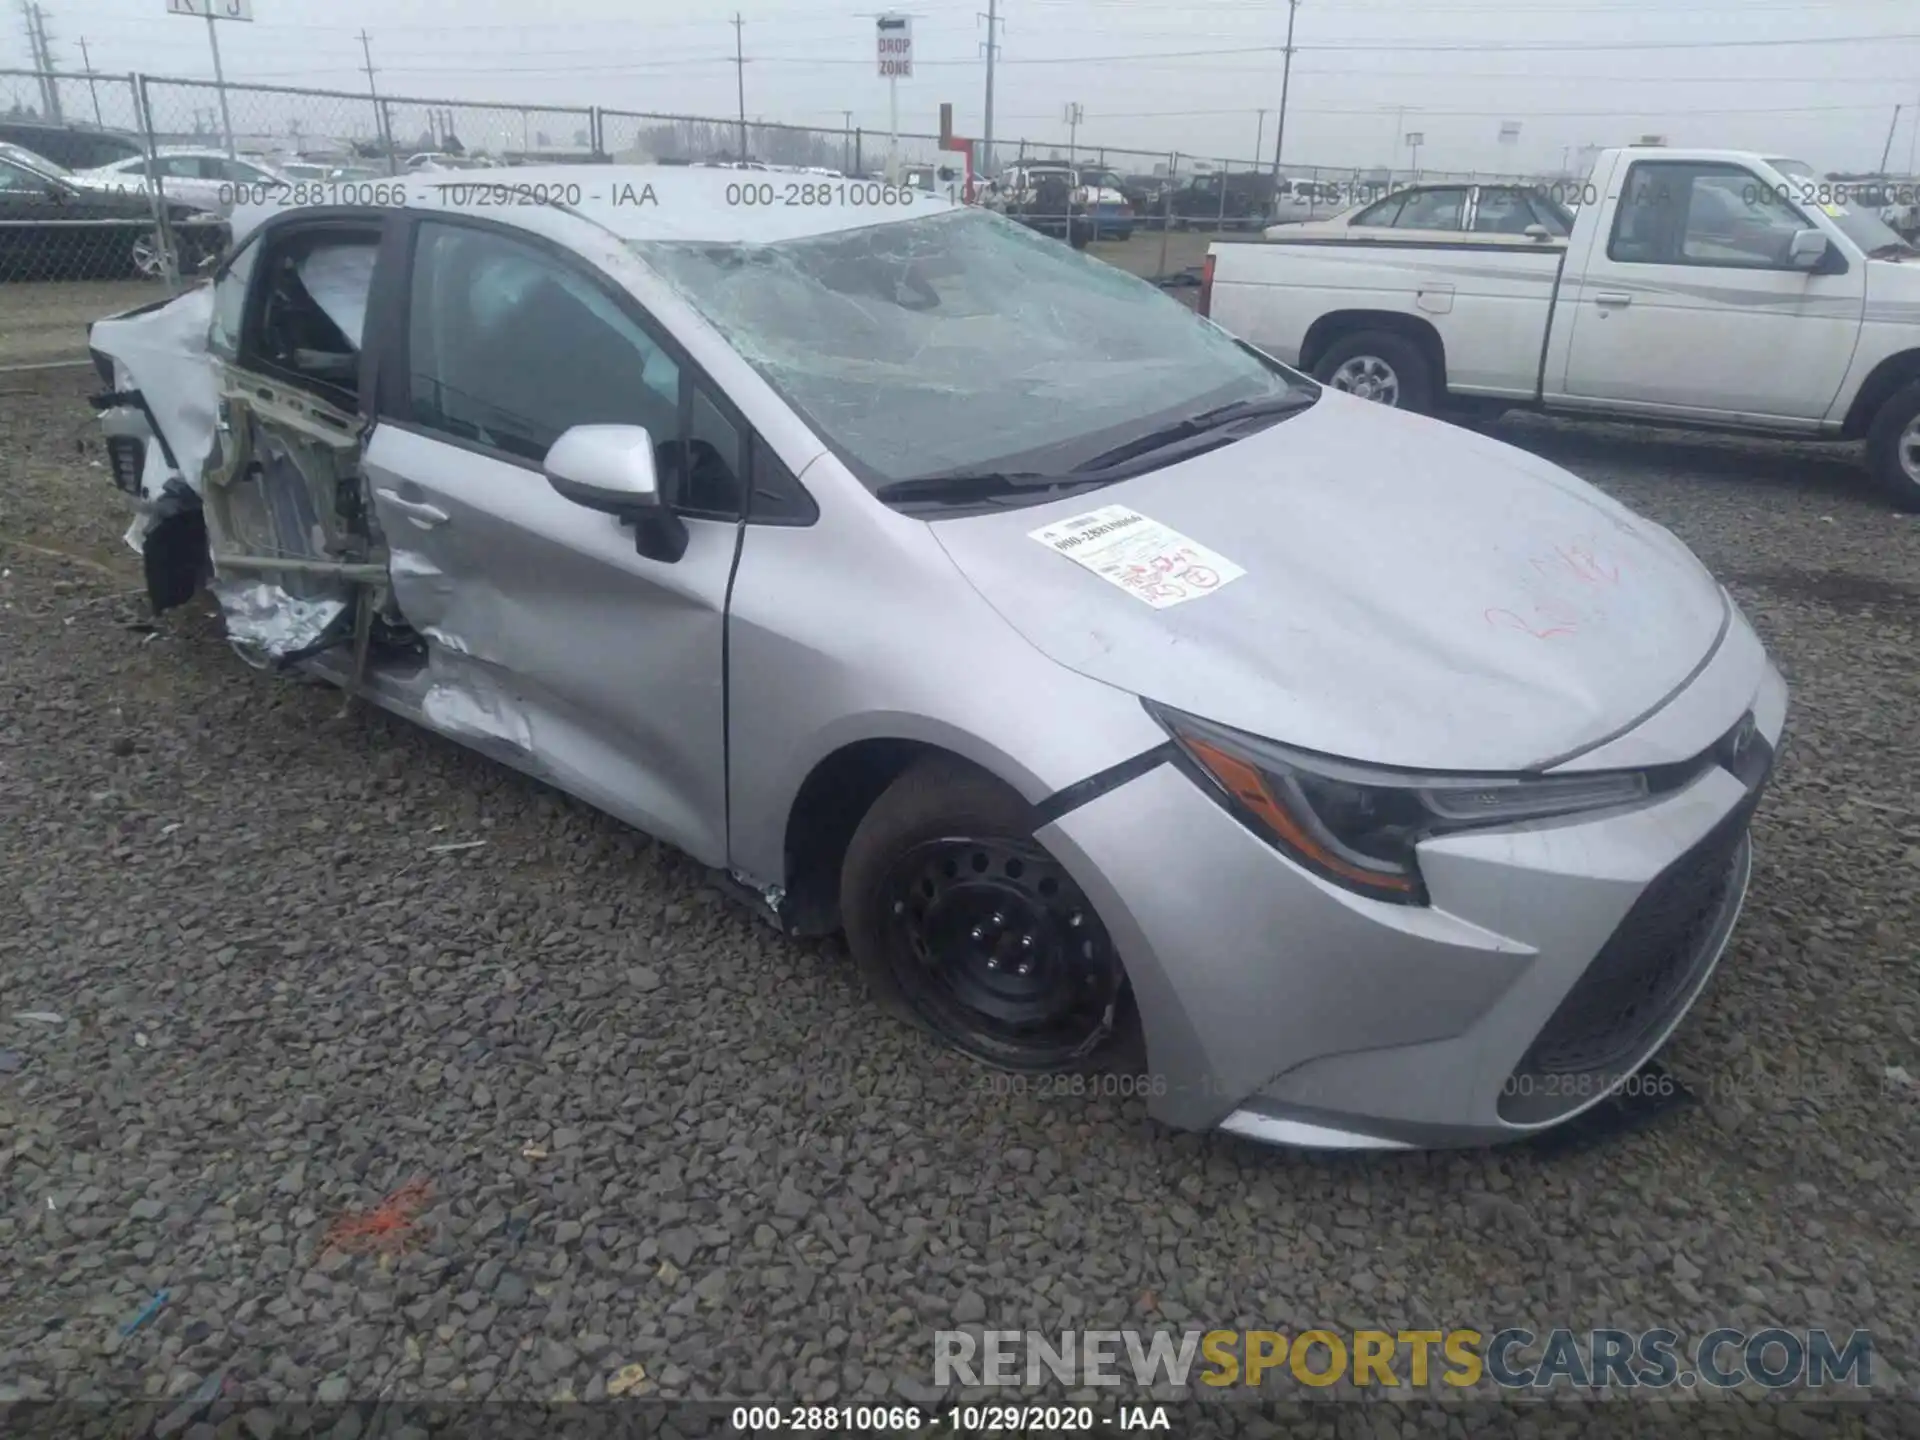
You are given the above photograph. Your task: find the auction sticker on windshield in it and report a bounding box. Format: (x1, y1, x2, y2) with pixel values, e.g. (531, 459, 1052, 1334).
(1029, 505, 1246, 609)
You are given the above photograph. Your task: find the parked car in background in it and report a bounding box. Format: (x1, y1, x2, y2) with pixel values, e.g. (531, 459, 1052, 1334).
(87, 167, 1784, 1151)
(1073, 167, 1138, 239)
(276, 159, 387, 183)
(405, 152, 497, 172)
(991, 162, 1091, 247)
(1169, 170, 1280, 231)
(1205, 146, 1920, 507)
(0, 119, 145, 171)
(904, 161, 967, 204)
(0, 148, 227, 280)
(76, 148, 293, 216)
(1263, 182, 1573, 244)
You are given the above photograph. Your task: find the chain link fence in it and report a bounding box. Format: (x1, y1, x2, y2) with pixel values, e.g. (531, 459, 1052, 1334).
(2, 64, 1582, 364)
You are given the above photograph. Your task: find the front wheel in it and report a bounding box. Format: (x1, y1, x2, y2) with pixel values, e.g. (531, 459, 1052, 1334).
(840, 757, 1139, 1073)
(1313, 329, 1435, 414)
(1865, 378, 1920, 512)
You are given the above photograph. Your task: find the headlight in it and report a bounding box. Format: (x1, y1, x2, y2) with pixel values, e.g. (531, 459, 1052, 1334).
(1147, 702, 1650, 905)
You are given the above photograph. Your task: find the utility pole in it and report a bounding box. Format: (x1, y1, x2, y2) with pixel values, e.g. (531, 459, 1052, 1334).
(980, 0, 999, 177)
(25, 3, 63, 122)
(1065, 101, 1082, 168)
(19, 3, 47, 117)
(1253, 107, 1268, 175)
(732, 14, 748, 163)
(201, 5, 235, 157)
(78, 36, 102, 125)
(1269, 0, 1297, 180)
(1880, 103, 1902, 174)
(358, 30, 396, 176)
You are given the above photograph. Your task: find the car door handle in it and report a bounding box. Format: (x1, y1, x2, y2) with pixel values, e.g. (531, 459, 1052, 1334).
(1593, 291, 1633, 308)
(376, 490, 450, 529)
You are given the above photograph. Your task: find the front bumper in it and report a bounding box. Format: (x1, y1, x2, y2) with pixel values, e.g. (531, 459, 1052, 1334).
(1036, 657, 1787, 1150)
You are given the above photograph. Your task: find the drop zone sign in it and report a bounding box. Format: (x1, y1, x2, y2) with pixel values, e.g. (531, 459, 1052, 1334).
(877, 15, 913, 79)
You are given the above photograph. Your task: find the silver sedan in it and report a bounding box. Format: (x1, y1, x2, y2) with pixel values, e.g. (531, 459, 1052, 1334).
(90, 168, 1784, 1149)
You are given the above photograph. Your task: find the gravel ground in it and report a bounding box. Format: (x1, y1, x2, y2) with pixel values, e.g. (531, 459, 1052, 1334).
(2, 367, 1918, 1429)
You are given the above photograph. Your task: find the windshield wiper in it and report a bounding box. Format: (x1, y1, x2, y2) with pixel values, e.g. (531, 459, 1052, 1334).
(874, 470, 1115, 504)
(1069, 392, 1316, 473)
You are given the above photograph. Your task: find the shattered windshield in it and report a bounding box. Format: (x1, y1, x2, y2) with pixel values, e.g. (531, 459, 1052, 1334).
(634, 208, 1306, 485)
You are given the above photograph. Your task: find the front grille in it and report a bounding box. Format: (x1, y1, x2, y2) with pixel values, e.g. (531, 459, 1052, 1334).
(1501, 724, 1772, 1124)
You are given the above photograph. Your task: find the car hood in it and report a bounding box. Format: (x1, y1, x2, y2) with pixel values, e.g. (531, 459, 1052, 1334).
(929, 392, 1730, 772)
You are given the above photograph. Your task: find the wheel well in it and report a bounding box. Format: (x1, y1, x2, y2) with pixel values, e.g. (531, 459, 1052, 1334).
(1300, 310, 1448, 393)
(1841, 350, 1920, 439)
(780, 738, 943, 937)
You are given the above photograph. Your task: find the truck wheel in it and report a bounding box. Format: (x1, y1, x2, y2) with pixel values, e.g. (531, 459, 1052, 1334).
(839, 755, 1143, 1074)
(1314, 330, 1434, 414)
(1866, 379, 1920, 512)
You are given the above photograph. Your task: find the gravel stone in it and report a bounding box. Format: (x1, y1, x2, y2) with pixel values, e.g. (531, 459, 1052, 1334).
(1, 369, 1916, 1419)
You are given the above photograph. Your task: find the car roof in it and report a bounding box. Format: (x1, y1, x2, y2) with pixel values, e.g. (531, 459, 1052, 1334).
(232, 164, 959, 246)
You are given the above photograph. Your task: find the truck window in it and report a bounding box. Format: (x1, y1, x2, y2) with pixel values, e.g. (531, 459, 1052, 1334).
(1390, 187, 1468, 231)
(1609, 161, 1809, 269)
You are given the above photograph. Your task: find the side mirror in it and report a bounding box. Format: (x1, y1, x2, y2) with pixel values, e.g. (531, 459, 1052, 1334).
(543, 424, 688, 563)
(1788, 227, 1829, 270)
(1523, 223, 1551, 241)
(543, 424, 661, 516)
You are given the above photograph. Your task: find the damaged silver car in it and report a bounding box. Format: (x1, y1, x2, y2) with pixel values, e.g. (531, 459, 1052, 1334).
(91, 169, 1785, 1150)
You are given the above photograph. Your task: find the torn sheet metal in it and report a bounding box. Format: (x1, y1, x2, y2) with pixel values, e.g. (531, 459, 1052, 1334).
(1028, 504, 1246, 609)
(90, 288, 220, 513)
(210, 579, 347, 661)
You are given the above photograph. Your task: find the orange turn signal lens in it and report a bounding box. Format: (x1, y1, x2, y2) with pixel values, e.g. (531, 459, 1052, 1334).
(1183, 737, 1418, 897)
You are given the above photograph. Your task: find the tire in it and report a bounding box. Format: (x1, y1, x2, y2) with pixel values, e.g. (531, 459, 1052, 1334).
(1865, 378, 1920, 512)
(1313, 329, 1436, 414)
(839, 756, 1142, 1074)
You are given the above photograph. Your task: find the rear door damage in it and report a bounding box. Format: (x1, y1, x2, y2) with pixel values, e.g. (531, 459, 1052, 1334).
(90, 217, 417, 686)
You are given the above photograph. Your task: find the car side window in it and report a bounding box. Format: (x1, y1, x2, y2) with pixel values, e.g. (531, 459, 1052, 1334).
(1352, 194, 1405, 226)
(0, 157, 37, 192)
(1392, 188, 1468, 230)
(1609, 161, 1808, 268)
(250, 225, 381, 403)
(747, 434, 818, 526)
(1681, 170, 1807, 268)
(1472, 188, 1536, 235)
(405, 221, 746, 517)
(209, 235, 262, 361)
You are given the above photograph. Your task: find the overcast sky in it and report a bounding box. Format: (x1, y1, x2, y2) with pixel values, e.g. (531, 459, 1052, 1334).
(10, 0, 1920, 175)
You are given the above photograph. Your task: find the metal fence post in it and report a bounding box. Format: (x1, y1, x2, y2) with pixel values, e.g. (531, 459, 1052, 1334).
(1217, 159, 1230, 233)
(855, 128, 863, 175)
(591, 105, 604, 158)
(133, 73, 180, 293)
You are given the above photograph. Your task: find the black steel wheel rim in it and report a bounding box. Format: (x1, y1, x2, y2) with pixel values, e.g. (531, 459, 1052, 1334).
(879, 835, 1124, 1067)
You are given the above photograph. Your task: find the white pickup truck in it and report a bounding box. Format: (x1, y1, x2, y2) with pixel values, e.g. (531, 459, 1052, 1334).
(1203, 146, 1920, 508)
